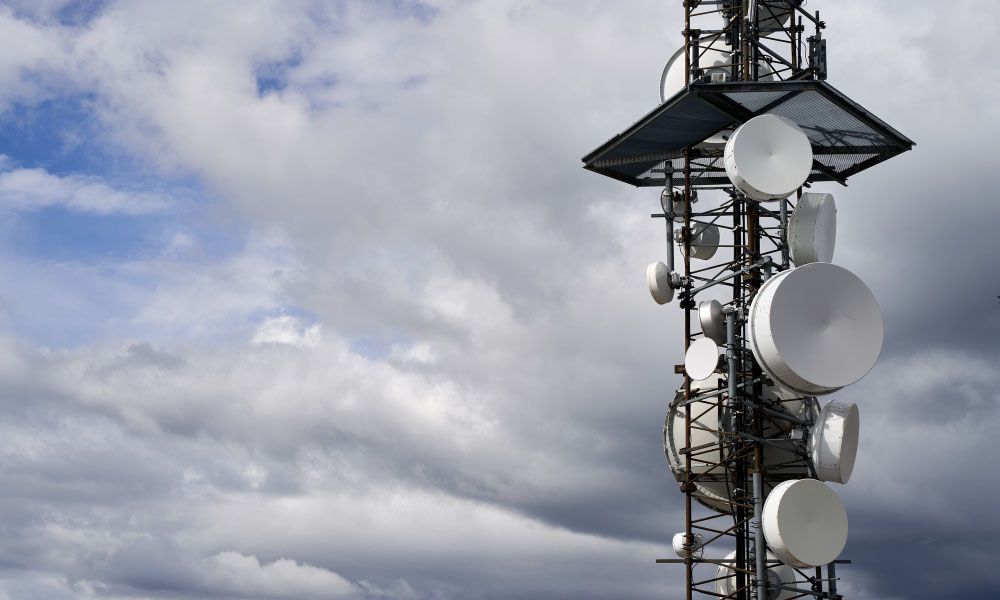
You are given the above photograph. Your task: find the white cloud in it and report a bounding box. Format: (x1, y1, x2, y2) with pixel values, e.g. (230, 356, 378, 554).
(0, 163, 173, 215)
(252, 315, 321, 348)
(200, 552, 359, 600)
(0, 5, 69, 109)
(131, 231, 301, 342)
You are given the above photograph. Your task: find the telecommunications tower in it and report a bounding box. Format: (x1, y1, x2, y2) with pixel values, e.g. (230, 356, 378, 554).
(582, 2, 913, 599)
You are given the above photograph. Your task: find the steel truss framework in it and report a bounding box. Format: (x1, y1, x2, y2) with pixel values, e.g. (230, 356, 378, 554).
(665, 2, 842, 599)
(581, 1, 911, 599)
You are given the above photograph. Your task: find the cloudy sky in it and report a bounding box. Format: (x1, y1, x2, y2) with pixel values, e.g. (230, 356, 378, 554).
(0, 1, 996, 599)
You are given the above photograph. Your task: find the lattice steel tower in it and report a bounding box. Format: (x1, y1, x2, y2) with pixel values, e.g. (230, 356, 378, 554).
(582, 2, 913, 599)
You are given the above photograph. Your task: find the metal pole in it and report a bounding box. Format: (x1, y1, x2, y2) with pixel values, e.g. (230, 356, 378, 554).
(731, 189, 747, 600)
(681, 0, 694, 573)
(665, 172, 675, 272)
(780, 195, 790, 269)
(752, 470, 767, 600)
(749, 0, 759, 81)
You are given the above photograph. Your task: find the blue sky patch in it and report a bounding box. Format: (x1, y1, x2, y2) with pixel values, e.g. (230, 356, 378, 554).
(0, 95, 110, 177)
(255, 52, 305, 97)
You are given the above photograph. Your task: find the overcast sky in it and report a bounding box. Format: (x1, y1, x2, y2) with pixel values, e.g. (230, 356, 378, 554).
(0, 1, 996, 599)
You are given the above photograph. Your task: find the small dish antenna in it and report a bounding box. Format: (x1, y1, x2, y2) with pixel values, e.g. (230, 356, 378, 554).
(680, 223, 721, 260)
(788, 192, 837, 265)
(662, 188, 697, 222)
(762, 479, 848, 568)
(810, 401, 860, 484)
(684, 338, 720, 380)
(748, 262, 883, 395)
(646, 261, 676, 304)
(698, 300, 726, 345)
(672, 532, 704, 558)
(724, 1, 806, 33)
(725, 114, 813, 201)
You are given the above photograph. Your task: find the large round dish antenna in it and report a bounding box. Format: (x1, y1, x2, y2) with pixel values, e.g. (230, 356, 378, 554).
(646, 261, 674, 305)
(810, 401, 860, 484)
(725, 114, 813, 202)
(788, 192, 836, 265)
(664, 376, 816, 514)
(762, 479, 848, 568)
(716, 551, 797, 600)
(665, 375, 735, 512)
(698, 300, 726, 345)
(748, 263, 883, 395)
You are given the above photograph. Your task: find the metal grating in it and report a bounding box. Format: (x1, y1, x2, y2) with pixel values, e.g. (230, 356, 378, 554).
(582, 80, 914, 187)
(723, 90, 789, 112)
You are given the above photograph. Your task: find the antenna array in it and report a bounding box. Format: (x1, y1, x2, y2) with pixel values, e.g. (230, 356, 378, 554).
(581, 2, 914, 599)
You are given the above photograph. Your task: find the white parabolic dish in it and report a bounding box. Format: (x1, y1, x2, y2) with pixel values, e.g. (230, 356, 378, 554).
(685, 338, 720, 381)
(725, 114, 813, 202)
(749, 262, 884, 395)
(665, 376, 815, 514)
(683, 223, 721, 260)
(762, 479, 848, 568)
(699, 300, 726, 345)
(719, 1, 801, 32)
(810, 402, 860, 484)
(716, 550, 797, 600)
(788, 192, 837, 265)
(661, 37, 732, 103)
(672, 532, 704, 558)
(647, 261, 674, 305)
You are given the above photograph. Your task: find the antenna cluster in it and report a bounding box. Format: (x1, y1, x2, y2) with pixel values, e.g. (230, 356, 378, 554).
(581, 2, 914, 598)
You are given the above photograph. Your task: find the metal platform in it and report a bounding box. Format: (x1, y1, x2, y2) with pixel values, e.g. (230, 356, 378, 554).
(582, 80, 914, 187)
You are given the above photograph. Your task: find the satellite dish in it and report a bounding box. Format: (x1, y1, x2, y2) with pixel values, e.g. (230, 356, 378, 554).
(647, 261, 675, 304)
(748, 263, 883, 395)
(661, 36, 732, 102)
(719, 1, 805, 32)
(762, 479, 848, 568)
(660, 37, 774, 146)
(752, 0, 806, 32)
(788, 192, 837, 265)
(698, 300, 726, 345)
(716, 550, 797, 600)
(725, 114, 813, 202)
(672, 532, 704, 558)
(665, 376, 816, 514)
(685, 338, 720, 380)
(660, 187, 674, 214)
(810, 402, 860, 484)
(680, 223, 721, 260)
(665, 374, 734, 512)
(662, 188, 698, 222)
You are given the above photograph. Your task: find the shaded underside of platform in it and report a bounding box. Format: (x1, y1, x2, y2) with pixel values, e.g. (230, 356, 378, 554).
(582, 80, 914, 187)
